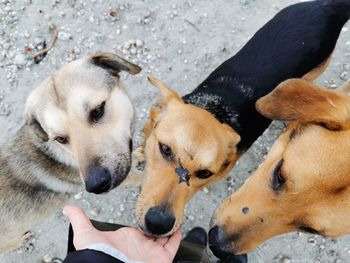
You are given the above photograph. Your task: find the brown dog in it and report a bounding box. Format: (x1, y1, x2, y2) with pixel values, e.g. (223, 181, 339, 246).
(209, 78, 350, 256)
(135, 0, 350, 238)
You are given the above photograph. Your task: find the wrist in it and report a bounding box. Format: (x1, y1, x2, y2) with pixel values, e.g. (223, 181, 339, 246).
(86, 243, 143, 263)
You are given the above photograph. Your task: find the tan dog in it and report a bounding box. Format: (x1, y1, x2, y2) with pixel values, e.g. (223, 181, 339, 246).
(135, 0, 350, 238)
(135, 77, 240, 236)
(209, 79, 350, 256)
(0, 52, 141, 252)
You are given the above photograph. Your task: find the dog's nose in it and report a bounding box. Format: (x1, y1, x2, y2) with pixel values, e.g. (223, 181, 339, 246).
(209, 225, 247, 262)
(85, 166, 111, 194)
(144, 206, 176, 236)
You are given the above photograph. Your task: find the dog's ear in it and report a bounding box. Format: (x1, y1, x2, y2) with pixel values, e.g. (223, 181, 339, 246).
(25, 77, 55, 142)
(222, 123, 241, 152)
(256, 78, 350, 130)
(147, 76, 183, 109)
(26, 116, 49, 142)
(90, 52, 142, 76)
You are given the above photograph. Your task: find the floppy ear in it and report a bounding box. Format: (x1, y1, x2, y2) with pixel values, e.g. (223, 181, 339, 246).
(222, 123, 241, 151)
(24, 77, 55, 142)
(26, 116, 49, 142)
(90, 52, 142, 76)
(256, 79, 350, 130)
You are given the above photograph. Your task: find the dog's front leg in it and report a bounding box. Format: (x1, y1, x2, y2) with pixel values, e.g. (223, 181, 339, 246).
(122, 146, 145, 187)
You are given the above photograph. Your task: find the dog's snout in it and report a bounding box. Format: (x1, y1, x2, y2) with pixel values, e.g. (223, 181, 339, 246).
(85, 166, 111, 194)
(209, 225, 244, 260)
(144, 206, 176, 236)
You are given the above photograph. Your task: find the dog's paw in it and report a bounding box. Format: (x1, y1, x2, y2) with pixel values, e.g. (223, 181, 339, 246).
(20, 231, 33, 248)
(122, 146, 145, 187)
(132, 146, 145, 164)
(0, 231, 33, 253)
(131, 146, 145, 172)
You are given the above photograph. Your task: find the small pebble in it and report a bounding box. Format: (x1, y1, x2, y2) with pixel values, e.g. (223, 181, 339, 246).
(308, 237, 317, 245)
(135, 39, 143, 48)
(26, 243, 35, 252)
(130, 48, 137, 55)
(344, 63, 350, 71)
(74, 192, 82, 200)
(281, 256, 291, 263)
(13, 54, 26, 66)
(340, 71, 349, 81)
(42, 255, 52, 263)
(90, 208, 100, 217)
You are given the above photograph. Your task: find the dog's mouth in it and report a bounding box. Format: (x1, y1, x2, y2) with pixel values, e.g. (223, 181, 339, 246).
(137, 224, 157, 238)
(137, 223, 176, 238)
(111, 164, 131, 188)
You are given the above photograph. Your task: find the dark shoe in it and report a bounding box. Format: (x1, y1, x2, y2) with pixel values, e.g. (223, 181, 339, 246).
(183, 227, 208, 247)
(217, 254, 248, 263)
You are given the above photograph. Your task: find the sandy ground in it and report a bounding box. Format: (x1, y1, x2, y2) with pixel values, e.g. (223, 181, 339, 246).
(0, 0, 350, 262)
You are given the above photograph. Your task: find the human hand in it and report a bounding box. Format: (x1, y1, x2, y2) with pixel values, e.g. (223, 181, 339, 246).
(63, 205, 182, 263)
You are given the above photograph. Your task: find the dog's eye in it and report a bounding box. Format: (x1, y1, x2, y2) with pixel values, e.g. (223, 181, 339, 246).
(55, 136, 69, 144)
(90, 101, 106, 123)
(272, 159, 285, 190)
(159, 142, 174, 161)
(195, 169, 213, 179)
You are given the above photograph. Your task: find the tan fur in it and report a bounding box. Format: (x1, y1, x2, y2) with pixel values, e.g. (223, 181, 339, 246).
(136, 77, 240, 236)
(212, 79, 350, 254)
(0, 52, 141, 253)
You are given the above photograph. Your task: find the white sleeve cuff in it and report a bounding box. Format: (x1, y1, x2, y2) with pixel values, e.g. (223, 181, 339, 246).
(85, 243, 143, 263)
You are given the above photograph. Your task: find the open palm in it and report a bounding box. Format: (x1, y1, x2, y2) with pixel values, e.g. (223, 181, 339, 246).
(63, 205, 182, 263)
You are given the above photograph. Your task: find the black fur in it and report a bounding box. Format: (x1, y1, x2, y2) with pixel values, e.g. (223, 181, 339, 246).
(183, 0, 350, 152)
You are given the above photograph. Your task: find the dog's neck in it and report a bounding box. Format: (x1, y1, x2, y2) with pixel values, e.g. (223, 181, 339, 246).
(183, 76, 270, 152)
(183, 89, 241, 131)
(4, 125, 81, 194)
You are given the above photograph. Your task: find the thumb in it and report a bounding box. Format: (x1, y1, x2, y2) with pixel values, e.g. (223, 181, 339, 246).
(63, 205, 94, 234)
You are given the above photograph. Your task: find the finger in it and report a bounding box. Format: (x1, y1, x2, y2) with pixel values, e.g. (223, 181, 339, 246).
(63, 205, 94, 234)
(155, 236, 169, 246)
(164, 229, 182, 254)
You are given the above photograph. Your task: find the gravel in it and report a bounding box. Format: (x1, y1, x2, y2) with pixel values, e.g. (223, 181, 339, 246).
(0, 0, 349, 262)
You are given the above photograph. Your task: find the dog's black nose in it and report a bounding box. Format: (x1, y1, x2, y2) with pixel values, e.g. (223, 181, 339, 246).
(85, 166, 111, 194)
(144, 206, 176, 236)
(209, 225, 247, 262)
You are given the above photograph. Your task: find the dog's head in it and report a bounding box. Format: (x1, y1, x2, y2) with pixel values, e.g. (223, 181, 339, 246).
(25, 52, 141, 194)
(136, 77, 240, 237)
(209, 79, 350, 257)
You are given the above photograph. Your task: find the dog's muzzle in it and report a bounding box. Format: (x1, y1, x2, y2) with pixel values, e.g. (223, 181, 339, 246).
(208, 226, 247, 262)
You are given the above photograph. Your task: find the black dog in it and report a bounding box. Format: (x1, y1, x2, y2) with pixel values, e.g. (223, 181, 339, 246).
(184, 0, 349, 152)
